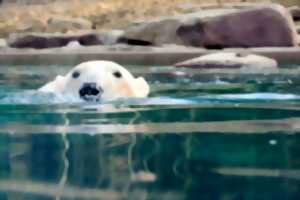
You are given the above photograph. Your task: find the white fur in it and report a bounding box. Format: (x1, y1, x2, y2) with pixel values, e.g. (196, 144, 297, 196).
(39, 61, 150, 100)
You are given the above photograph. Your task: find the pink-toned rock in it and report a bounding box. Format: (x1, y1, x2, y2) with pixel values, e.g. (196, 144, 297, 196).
(177, 4, 299, 48)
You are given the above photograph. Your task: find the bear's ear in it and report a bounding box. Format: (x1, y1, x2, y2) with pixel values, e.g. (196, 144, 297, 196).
(131, 77, 150, 98)
(39, 75, 67, 93)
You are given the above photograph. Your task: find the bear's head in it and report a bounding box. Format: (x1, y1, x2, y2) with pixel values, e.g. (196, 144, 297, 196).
(39, 61, 150, 101)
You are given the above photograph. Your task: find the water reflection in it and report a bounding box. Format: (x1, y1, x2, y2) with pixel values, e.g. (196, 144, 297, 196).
(1, 132, 300, 200)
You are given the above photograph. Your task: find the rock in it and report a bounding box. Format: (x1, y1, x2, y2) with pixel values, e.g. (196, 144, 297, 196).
(0, 18, 45, 38)
(100, 30, 124, 45)
(122, 4, 298, 48)
(122, 9, 237, 46)
(177, 4, 299, 48)
(174, 52, 278, 70)
(46, 16, 93, 32)
(289, 6, 300, 21)
(122, 18, 183, 46)
(7, 32, 101, 49)
(7, 30, 123, 49)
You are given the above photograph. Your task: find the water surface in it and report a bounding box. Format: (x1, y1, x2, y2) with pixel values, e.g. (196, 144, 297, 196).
(0, 64, 300, 200)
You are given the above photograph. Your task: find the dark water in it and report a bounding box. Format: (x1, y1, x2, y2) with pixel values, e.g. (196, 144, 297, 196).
(1, 64, 300, 200)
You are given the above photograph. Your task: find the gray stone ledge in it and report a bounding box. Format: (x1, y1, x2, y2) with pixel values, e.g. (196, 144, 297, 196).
(0, 46, 300, 66)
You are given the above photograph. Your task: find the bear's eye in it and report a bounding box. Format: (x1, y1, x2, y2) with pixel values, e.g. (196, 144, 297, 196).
(113, 71, 122, 78)
(72, 71, 80, 79)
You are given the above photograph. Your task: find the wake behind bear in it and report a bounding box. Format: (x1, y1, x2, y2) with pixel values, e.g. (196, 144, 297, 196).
(39, 61, 150, 102)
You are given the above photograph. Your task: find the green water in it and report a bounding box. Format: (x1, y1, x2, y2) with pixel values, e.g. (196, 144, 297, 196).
(1, 64, 300, 200)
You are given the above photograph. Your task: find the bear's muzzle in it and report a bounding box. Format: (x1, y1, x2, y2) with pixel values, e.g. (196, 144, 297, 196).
(79, 82, 103, 102)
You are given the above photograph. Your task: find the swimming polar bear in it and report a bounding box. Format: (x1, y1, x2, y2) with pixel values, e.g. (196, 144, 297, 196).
(39, 61, 150, 101)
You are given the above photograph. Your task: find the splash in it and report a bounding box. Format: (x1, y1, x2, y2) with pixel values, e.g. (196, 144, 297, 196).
(0, 91, 83, 105)
(1, 90, 300, 106)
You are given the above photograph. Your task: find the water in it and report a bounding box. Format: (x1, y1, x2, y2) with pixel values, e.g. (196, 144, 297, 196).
(1, 63, 300, 200)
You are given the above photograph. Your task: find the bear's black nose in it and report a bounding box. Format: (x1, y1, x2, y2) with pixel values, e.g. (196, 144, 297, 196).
(79, 82, 102, 100)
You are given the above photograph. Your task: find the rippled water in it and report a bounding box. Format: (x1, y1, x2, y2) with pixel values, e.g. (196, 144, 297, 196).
(1, 64, 300, 200)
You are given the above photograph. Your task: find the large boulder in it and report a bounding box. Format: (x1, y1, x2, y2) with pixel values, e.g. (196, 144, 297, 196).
(122, 9, 237, 46)
(177, 4, 298, 48)
(175, 52, 278, 70)
(7, 30, 123, 49)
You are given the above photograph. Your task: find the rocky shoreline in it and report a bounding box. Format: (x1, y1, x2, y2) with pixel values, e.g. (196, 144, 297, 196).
(1, 2, 300, 66)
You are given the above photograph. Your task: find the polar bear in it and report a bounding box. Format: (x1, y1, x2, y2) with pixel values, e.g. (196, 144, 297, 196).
(39, 60, 150, 101)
